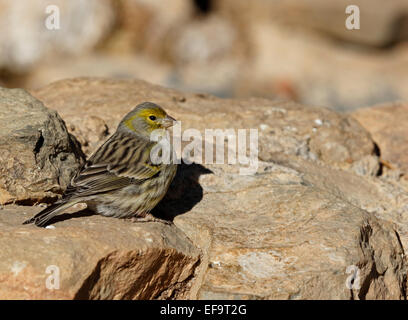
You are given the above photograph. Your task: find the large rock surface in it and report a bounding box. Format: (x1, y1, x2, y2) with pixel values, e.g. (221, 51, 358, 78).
(0, 205, 199, 299)
(31, 77, 377, 172)
(169, 161, 406, 299)
(0, 87, 85, 204)
(12, 77, 405, 299)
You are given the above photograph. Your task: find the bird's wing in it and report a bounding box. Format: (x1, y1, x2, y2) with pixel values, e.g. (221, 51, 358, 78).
(65, 134, 162, 199)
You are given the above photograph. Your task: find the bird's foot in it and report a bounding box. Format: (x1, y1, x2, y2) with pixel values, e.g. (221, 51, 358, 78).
(128, 214, 172, 225)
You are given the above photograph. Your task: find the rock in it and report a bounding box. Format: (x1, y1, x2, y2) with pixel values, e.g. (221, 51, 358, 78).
(167, 161, 406, 299)
(168, 15, 237, 65)
(233, 21, 408, 111)
(0, 205, 199, 299)
(271, 155, 408, 251)
(217, 0, 408, 47)
(0, 0, 114, 72)
(24, 77, 408, 299)
(159, 14, 243, 97)
(0, 87, 85, 204)
(88, 0, 244, 98)
(113, 0, 194, 58)
(24, 54, 173, 91)
(31, 77, 378, 171)
(351, 102, 408, 179)
(104, 1, 244, 98)
(2, 157, 406, 300)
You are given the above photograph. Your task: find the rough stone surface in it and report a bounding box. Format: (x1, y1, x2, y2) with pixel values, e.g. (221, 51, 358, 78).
(0, 87, 85, 205)
(0, 205, 200, 299)
(168, 161, 406, 299)
(271, 155, 408, 255)
(351, 102, 408, 179)
(20, 77, 407, 299)
(31, 78, 378, 172)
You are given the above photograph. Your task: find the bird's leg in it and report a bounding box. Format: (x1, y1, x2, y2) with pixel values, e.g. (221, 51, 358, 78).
(128, 213, 172, 225)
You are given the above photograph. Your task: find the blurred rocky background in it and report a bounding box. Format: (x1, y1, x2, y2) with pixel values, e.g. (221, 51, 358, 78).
(0, 0, 407, 112)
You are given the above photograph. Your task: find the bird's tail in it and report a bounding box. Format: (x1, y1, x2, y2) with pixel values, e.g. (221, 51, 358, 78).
(23, 200, 77, 227)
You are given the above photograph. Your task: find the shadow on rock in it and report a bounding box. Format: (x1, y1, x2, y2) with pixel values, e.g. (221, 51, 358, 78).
(152, 162, 213, 221)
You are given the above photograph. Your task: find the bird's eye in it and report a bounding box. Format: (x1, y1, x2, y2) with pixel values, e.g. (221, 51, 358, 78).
(149, 115, 157, 121)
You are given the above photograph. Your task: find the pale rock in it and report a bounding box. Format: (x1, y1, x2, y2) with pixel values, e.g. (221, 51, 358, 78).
(0, 87, 84, 204)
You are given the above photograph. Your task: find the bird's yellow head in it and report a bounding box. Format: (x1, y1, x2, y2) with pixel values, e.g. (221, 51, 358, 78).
(118, 102, 176, 137)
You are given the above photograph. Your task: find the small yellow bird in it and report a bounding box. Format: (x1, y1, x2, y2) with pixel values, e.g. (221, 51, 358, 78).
(24, 102, 177, 227)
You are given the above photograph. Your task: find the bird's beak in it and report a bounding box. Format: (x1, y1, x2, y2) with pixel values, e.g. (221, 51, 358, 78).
(161, 115, 177, 128)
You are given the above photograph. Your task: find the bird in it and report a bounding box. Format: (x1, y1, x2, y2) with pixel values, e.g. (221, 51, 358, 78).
(23, 102, 178, 227)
